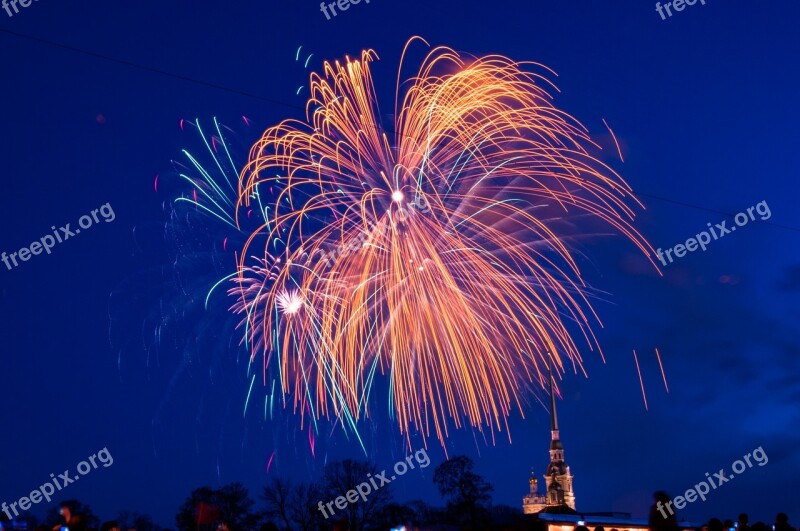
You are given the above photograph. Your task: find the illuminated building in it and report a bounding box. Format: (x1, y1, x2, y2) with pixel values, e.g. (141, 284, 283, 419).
(523, 369, 576, 514)
(519, 373, 698, 531)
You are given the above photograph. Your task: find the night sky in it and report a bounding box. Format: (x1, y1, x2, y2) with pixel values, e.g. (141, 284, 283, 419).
(1, 0, 799, 527)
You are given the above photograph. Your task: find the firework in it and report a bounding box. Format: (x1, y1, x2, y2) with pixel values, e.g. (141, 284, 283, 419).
(231, 38, 656, 448)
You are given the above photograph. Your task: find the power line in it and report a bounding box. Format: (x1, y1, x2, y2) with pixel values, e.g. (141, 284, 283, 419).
(2, 27, 798, 235)
(632, 190, 800, 234)
(0, 27, 304, 112)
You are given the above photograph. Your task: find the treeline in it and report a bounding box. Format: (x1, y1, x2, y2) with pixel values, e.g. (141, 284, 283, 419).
(1, 455, 522, 531)
(179, 455, 512, 529)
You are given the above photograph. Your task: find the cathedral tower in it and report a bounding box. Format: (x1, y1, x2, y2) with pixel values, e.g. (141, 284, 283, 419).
(522, 366, 576, 513)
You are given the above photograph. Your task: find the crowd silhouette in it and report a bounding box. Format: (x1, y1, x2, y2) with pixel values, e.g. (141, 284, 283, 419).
(1, 480, 795, 531)
(649, 491, 796, 531)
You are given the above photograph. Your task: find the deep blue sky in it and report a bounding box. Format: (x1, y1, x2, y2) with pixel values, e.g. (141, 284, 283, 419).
(1, 0, 799, 527)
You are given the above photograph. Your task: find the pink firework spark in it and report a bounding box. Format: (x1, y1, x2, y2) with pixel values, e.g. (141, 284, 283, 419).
(633, 349, 648, 410)
(602, 118, 625, 163)
(655, 348, 669, 393)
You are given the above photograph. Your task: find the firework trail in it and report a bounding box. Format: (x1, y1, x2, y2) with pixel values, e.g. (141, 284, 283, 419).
(655, 347, 669, 393)
(633, 349, 648, 411)
(211, 38, 658, 449)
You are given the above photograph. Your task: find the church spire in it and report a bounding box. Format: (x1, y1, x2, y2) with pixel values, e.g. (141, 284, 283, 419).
(522, 356, 576, 514)
(548, 361, 562, 452)
(549, 362, 559, 434)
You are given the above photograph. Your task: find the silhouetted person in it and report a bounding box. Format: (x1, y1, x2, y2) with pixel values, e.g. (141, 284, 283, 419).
(708, 518, 725, 531)
(596, 526, 606, 531)
(52, 505, 86, 531)
(53, 505, 71, 531)
(739, 514, 751, 531)
(650, 491, 679, 531)
(575, 526, 590, 531)
(724, 520, 735, 531)
(750, 522, 769, 531)
(775, 513, 795, 531)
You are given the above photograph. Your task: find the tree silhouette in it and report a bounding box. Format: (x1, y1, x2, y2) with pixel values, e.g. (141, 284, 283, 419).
(175, 483, 257, 531)
(261, 478, 292, 530)
(433, 455, 493, 528)
(262, 476, 330, 530)
(287, 482, 324, 531)
(217, 483, 259, 531)
(116, 511, 162, 531)
(175, 486, 215, 531)
(321, 459, 392, 531)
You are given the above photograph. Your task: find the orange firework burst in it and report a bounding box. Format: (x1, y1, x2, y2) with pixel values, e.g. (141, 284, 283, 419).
(231, 38, 656, 448)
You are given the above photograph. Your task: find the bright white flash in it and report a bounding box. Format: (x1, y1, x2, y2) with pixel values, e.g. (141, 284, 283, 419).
(392, 190, 404, 202)
(276, 289, 303, 315)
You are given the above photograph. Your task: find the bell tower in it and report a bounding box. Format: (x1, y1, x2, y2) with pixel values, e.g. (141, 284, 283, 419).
(522, 363, 576, 513)
(522, 467, 547, 513)
(543, 367, 576, 510)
